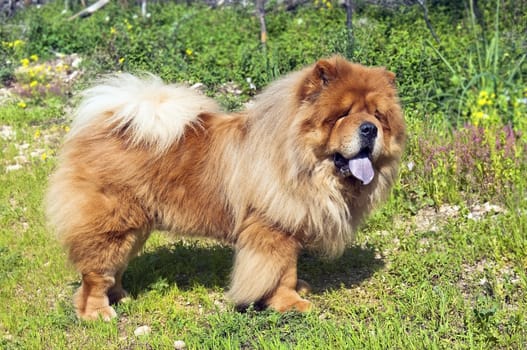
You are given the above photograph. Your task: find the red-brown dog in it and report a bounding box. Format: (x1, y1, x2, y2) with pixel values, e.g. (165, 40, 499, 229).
(46, 56, 405, 320)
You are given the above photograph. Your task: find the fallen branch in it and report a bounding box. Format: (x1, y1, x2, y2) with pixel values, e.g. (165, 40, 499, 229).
(68, 0, 110, 20)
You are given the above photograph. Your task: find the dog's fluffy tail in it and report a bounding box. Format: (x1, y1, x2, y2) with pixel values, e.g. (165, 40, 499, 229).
(68, 73, 220, 153)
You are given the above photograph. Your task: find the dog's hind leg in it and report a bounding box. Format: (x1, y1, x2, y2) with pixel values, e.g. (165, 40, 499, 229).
(69, 227, 150, 321)
(53, 184, 153, 321)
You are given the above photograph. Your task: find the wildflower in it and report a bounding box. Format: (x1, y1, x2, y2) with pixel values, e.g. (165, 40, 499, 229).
(118, 57, 125, 64)
(30, 80, 38, 88)
(185, 48, 193, 56)
(477, 90, 491, 106)
(13, 40, 24, 48)
(64, 126, 70, 133)
(17, 101, 27, 109)
(34, 129, 41, 139)
(110, 27, 117, 35)
(472, 111, 488, 126)
(41, 153, 48, 161)
(20, 58, 30, 67)
(30, 54, 39, 62)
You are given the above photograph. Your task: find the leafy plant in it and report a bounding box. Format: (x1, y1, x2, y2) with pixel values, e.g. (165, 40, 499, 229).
(428, 0, 526, 129)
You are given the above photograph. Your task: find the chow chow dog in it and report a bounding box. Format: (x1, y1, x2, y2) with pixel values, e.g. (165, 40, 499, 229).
(46, 56, 405, 320)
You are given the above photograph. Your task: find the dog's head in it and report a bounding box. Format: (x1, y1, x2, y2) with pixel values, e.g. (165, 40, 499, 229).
(296, 56, 406, 186)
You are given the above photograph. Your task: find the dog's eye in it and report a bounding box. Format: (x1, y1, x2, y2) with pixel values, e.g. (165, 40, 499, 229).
(337, 108, 351, 120)
(325, 108, 350, 126)
(375, 110, 390, 129)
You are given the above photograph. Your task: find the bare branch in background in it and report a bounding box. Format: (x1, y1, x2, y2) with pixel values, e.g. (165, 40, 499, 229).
(256, 0, 267, 47)
(344, 0, 354, 55)
(141, 0, 147, 17)
(415, 0, 440, 44)
(68, 0, 110, 20)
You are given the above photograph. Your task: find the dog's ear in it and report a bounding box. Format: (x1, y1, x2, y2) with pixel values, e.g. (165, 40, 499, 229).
(384, 69, 396, 86)
(298, 58, 339, 102)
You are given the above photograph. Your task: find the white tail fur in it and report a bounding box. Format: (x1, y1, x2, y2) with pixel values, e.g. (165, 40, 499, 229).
(68, 73, 220, 152)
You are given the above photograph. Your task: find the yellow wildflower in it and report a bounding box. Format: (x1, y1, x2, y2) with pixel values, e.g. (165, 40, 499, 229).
(185, 48, 193, 56)
(41, 153, 48, 161)
(477, 90, 490, 106)
(17, 101, 27, 109)
(30, 80, 38, 88)
(20, 58, 30, 67)
(13, 39, 24, 47)
(30, 54, 39, 62)
(118, 57, 125, 64)
(110, 27, 117, 35)
(34, 129, 41, 138)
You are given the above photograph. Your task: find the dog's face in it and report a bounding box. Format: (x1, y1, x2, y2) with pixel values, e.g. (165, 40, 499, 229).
(296, 57, 406, 186)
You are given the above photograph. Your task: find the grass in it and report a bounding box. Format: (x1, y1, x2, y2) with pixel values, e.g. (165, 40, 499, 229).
(1, 1, 527, 349)
(1, 108, 526, 349)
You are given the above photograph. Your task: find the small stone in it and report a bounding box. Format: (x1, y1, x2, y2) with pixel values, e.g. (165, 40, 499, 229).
(0, 125, 15, 140)
(6, 164, 22, 172)
(174, 340, 186, 349)
(134, 325, 151, 336)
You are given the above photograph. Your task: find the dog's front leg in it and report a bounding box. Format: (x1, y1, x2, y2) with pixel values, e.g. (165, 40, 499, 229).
(227, 217, 311, 312)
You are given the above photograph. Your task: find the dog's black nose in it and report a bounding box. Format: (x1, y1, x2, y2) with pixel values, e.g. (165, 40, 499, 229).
(360, 122, 377, 139)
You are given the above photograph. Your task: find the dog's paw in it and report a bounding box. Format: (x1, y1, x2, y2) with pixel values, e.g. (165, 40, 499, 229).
(295, 279, 311, 295)
(269, 297, 312, 313)
(266, 287, 313, 313)
(289, 299, 312, 312)
(78, 305, 118, 322)
(107, 287, 129, 305)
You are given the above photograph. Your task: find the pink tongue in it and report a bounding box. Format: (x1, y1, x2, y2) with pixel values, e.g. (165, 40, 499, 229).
(349, 157, 374, 185)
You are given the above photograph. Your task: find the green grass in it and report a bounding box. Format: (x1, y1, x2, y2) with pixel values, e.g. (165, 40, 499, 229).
(1, 1, 526, 349)
(1, 108, 526, 349)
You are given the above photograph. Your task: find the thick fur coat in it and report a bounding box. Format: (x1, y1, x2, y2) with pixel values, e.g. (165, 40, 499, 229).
(46, 56, 405, 320)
